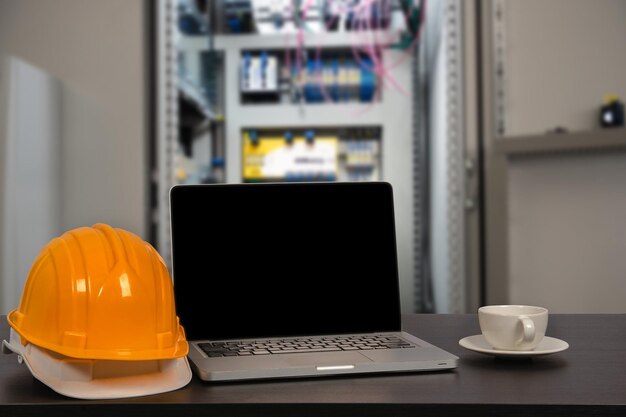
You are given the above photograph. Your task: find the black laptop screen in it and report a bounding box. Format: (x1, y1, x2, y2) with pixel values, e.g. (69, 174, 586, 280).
(170, 182, 401, 341)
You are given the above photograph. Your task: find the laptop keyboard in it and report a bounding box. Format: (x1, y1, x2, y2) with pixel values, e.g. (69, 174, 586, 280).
(199, 334, 417, 357)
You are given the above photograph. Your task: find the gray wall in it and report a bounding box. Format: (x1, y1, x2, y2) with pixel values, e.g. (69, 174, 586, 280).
(501, 0, 626, 312)
(0, 0, 148, 313)
(509, 151, 626, 312)
(504, 0, 626, 136)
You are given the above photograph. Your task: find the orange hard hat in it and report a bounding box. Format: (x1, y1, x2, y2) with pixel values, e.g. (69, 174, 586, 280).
(7, 223, 188, 361)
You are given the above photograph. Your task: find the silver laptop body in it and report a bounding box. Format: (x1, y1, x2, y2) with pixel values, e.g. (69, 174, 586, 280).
(170, 182, 458, 382)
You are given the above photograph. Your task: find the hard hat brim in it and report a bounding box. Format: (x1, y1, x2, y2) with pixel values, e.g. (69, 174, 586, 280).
(2, 329, 192, 400)
(7, 311, 189, 361)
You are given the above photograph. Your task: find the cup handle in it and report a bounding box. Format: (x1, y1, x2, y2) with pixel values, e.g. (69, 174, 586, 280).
(519, 316, 535, 344)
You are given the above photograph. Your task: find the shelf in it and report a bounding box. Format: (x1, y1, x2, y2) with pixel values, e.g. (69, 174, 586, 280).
(178, 30, 403, 53)
(232, 102, 386, 127)
(495, 128, 626, 156)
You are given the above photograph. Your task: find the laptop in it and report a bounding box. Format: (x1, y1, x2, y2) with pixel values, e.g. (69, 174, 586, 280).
(169, 181, 458, 382)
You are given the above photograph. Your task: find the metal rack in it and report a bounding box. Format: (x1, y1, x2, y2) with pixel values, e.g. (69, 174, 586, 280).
(153, 0, 179, 269)
(155, 0, 438, 313)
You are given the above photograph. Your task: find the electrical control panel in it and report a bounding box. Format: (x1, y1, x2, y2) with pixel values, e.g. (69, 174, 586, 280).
(174, 0, 419, 185)
(240, 49, 378, 104)
(242, 127, 381, 182)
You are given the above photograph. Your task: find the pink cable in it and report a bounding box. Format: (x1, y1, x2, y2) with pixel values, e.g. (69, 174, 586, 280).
(285, 0, 422, 113)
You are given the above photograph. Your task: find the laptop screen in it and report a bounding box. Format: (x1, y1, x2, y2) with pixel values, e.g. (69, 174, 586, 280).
(170, 182, 401, 341)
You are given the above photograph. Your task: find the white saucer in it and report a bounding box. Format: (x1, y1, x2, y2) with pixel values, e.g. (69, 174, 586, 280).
(458, 335, 569, 357)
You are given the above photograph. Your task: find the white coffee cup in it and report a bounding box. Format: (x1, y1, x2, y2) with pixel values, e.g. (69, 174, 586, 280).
(478, 305, 548, 351)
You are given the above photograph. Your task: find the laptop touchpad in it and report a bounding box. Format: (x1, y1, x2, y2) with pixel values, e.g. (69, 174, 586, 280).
(284, 352, 372, 367)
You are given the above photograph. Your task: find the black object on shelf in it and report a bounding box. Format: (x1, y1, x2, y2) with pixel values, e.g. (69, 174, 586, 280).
(600, 96, 624, 128)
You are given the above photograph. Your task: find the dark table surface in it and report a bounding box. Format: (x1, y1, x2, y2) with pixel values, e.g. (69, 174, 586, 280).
(1, 313, 625, 417)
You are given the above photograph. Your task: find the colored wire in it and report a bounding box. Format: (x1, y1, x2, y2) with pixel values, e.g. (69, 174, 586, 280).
(283, 0, 423, 109)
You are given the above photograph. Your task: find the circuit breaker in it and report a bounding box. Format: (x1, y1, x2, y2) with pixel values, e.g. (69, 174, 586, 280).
(242, 127, 381, 182)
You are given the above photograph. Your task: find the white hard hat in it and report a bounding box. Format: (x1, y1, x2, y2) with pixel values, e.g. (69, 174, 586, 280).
(3, 329, 192, 400)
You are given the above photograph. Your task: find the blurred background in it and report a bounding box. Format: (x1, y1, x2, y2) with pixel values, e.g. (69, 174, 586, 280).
(0, 0, 625, 315)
